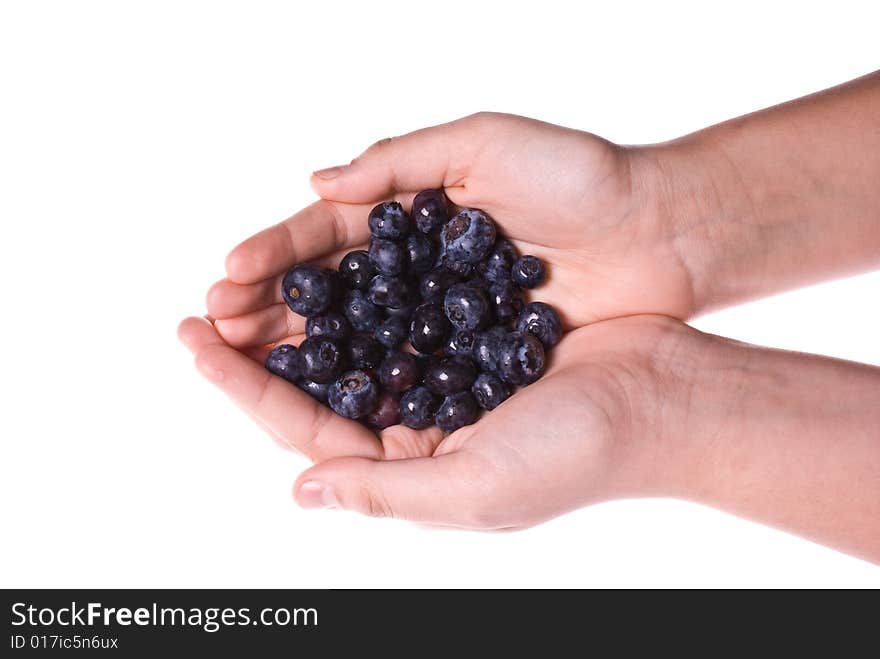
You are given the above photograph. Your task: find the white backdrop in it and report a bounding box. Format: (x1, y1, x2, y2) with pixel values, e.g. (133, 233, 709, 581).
(1, 0, 878, 588)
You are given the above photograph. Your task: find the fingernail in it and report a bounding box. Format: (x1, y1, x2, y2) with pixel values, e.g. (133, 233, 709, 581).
(296, 481, 339, 509)
(312, 166, 345, 180)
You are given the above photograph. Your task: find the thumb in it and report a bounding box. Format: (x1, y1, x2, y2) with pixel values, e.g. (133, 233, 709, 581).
(293, 453, 496, 528)
(309, 113, 500, 203)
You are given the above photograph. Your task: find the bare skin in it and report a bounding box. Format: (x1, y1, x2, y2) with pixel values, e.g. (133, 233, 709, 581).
(179, 70, 880, 562)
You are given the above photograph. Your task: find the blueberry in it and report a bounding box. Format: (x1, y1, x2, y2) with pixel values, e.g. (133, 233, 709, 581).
(367, 274, 411, 309)
(364, 391, 401, 429)
(440, 209, 497, 264)
(435, 391, 479, 433)
(444, 329, 476, 358)
(444, 283, 492, 331)
(482, 239, 518, 283)
(348, 334, 385, 370)
(497, 331, 546, 385)
(328, 370, 379, 419)
(296, 336, 346, 384)
(515, 302, 562, 347)
(306, 311, 351, 342)
(489, 279, 525, 324)
(281, 265, 334, 316)
(369, 238, 406, 276)
(399, 386, 441, 430)
(419, 268, 459, 303)
(437, 253, 475, 279)
(412, 189, 448, 234)
(368, 201, 411, 240)
(409, 303, 451, 354)
(296, 378, 330, 404)
(405, 232, 436, 274)
(374, 315, 409, 349)
(342, 289, 381, 332)
(378, 351, 422, 393)
(338, 250, 375, 290)
(511, 255, 545, 288)
(265, 344, 300, 383)
(424, 357, 477, 396)
(384, 301, 418, 319)
(473, 326, 508, 373)
(471, 372, 510, 410)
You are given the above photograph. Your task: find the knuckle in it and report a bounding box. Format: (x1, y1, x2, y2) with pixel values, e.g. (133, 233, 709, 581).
(465, 111, 503, 130)
(359, 484, 396, 519)
(365, 136, 394, 156)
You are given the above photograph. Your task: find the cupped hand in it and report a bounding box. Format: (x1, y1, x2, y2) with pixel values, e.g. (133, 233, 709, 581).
(203, 112, 696, 353)
(291, 314, 695, 529)
(180, 312, 694, 529)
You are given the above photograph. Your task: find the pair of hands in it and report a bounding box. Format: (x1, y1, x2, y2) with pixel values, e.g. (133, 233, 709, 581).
(179, 112, 721, 528)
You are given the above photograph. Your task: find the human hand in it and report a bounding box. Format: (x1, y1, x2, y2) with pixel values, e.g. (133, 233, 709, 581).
(203, 112, 701, 350)
(285, 315, 691, 528)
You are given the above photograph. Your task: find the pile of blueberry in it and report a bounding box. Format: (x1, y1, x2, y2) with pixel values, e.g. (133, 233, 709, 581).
(265, 190, 561, 433)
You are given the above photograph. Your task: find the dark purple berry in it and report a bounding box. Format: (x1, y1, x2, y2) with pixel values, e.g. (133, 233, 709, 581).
(348, 334, 385, 370)
(265, 344, 300, 383)
(497, 331, 546, 386)
(439, 254, 474, 278)
(409, 303, 451, 354)
(296, 378, 330, 404)
(444, 329, 476, 358)
(339, 250, 375, 290)
(378, 351, 421, 393)
(482, 239, 518, 283)
(368, 201, 411, 239)
(435, 391, 479, 433)
(374, 315, 408, 349)
(399, 386, 441, 430)
(281, 265, 334, 316)
(490, 279, 525, 324)
(412, 189, 448, 234)
(367, 274, 411, 308)
(515, 302, 562, 347)
(420, 268, 459, 303)
(306, 311, 351, 342)
(364, 391, 401, 429)
(384, 301, 418, 319)
(511, 255, 545, 288)
(406, 232, 436, 274)
(296, 336, 346, 384)
(342, 289, 381, 332)
(471, 372, 510, 410)
(473, 326, 508, 373)
(440, 209, 497, 264)
(424, 357, 477, 396)
(444, 283, 492, 331)
(328, 370, 379, 419)
(369, 237, 406, 276)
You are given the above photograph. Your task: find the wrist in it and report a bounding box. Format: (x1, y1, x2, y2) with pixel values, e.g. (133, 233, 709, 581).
(626, 133, 762, 317)
(582, 317, 721, 501)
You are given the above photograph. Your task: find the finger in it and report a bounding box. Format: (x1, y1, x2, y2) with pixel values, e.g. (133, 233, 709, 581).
(178, 317, 382, 461)
(309, 113, 498, 203)
(225, 200, 372, 285)
(206, 245, 367, 320)
(293, 452, 490, 526)
(378, 424, 445, 460)
(213, 303, 306, 348)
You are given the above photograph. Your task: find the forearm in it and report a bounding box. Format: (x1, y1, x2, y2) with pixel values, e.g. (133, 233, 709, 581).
(636, 70, 880, 314)
(665, 330, 880, 563)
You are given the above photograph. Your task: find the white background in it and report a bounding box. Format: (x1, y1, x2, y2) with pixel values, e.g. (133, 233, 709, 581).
(1, 0, 878, 588)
